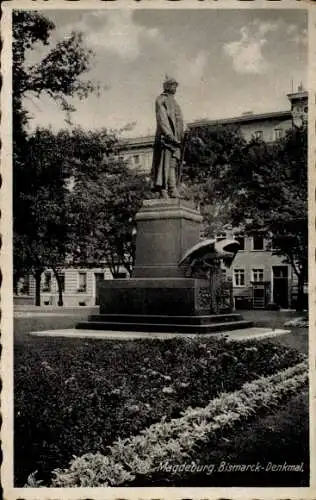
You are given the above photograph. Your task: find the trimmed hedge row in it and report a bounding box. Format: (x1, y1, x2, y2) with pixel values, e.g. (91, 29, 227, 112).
(48, 361, 307, 487)
(15, 336, 304, 485)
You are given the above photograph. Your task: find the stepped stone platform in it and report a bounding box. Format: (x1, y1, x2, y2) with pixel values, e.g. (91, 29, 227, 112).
(30, 327, 290, 341)
(76, 313, 253, 334)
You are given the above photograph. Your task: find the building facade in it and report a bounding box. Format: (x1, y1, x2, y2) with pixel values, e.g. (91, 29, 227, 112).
(118, 135, 154, 174)
(15, 266, 129, 307)
(217, 231, 299, 310)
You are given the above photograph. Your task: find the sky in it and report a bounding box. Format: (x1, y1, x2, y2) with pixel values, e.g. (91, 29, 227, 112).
(22, 8, 308, 138)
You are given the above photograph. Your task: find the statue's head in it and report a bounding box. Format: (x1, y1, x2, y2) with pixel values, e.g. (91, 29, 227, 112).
(163, 75, 178, 94)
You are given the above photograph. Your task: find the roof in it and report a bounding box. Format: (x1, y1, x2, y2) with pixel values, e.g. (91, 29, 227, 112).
(118, 109, 293, 150)
(189, 110, 292, 128)
(287, 90, 308, 101)
(118, 135, 155, 150)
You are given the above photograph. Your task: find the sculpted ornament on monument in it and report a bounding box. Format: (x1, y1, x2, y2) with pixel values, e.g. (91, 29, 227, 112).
(150, 75, 185, 199)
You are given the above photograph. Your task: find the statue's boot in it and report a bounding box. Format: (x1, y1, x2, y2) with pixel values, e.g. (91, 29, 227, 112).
(160, 189, 169, 199)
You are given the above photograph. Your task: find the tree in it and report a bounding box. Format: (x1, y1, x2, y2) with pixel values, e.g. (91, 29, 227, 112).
(223, 127, 308, 310)
(13, 11, 96, 129)
(14, 129, 71, 305)
(13, 11, 98, 304)
(182, 125, 247, 236)
(65, 129, 150, 276)
(183, 123, 307, 310)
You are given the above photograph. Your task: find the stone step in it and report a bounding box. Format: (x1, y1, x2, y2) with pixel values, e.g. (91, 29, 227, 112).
(76, 319, 253, 334)
(87, 313, 243, 325)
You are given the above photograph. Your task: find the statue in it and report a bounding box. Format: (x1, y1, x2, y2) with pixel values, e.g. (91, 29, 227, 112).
(150, 75, 184, 199)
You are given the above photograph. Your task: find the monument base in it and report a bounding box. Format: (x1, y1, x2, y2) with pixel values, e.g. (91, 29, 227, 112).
(97, 277, 208, 316)
(75, 199, 253, 334)
(76, 314, 252, 334)
(76, 278, 253, 334)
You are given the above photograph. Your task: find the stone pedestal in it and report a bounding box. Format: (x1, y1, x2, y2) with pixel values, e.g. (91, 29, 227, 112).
(96, 199, 205, 317)
(98, 277, 209, 316)
(132, 199, 202, 278)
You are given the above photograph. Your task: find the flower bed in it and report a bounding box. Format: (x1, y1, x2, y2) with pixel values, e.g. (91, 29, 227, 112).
(15, 335, 305, 485)
(49, 361, 308, 487)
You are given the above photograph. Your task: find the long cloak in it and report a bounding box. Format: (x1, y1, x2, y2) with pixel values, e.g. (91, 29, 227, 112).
(151, 92, 184, 190)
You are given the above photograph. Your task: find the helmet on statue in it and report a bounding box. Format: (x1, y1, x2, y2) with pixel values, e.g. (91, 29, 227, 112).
(163, 75, 179, 91)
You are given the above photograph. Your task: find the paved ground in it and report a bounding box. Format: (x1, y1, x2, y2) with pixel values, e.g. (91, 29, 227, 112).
(239, 309, 306, 327)
(14, 306, 303, 323)
(14, 305, 99, 317)
(14, 311, 76, 318)
(30, 326, 290, 342)
(13, 307, 97, 343)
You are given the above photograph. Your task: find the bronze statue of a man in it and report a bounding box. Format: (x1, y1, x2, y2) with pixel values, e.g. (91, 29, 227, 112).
(151, 76, 184, 199)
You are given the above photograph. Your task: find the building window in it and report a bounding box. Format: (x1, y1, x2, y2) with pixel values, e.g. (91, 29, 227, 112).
(42, 271, 52, 292)
(252, 235, 264, 250)
(78, 272, 87, 293)
(252, 268, 264, 282)
(254, 130, 263, 140)
(18, 275, 30, 295)
(274, 129, 282, 140)
(235, 236, 245, 250)
(273, 266, 288, 279)
(133, 155, 140, 165)
(234, 269, 245, 287)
